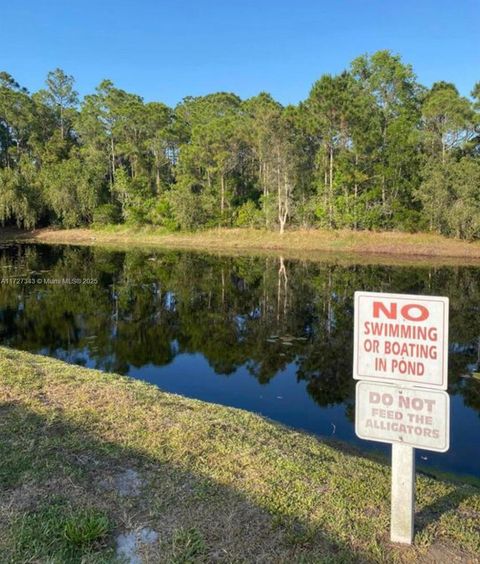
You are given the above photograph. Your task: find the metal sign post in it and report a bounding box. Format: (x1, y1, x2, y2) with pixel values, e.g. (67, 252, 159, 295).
(353, 291, 450, 545)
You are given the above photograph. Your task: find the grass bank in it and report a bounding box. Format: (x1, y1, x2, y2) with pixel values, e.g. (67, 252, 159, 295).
(4, 226, 480, 264)
(0, 347, 479, 562)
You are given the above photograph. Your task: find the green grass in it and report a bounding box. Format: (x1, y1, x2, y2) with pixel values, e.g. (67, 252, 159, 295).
(170, 528, 207, 564)
(0, 346, 479, 562)
(12, 500, 111, 563)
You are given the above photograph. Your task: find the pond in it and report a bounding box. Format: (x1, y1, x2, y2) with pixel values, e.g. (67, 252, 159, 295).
(0, 243, 479, 478)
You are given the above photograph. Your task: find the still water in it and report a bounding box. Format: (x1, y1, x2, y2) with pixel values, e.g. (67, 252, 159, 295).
(0, 244, 479, 477)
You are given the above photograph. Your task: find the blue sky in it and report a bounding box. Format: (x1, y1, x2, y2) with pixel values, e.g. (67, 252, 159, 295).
(1, 1, 478, 105)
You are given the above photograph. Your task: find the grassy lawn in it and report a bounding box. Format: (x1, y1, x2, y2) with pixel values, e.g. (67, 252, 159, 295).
(0, 347, 479, 562)
(4, 226, 480, 264)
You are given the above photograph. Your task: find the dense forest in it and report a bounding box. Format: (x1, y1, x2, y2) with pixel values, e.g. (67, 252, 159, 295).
(1, 50, 479, 238)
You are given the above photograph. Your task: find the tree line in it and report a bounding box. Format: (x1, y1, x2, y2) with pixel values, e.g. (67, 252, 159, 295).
(1, 50, 479, 238)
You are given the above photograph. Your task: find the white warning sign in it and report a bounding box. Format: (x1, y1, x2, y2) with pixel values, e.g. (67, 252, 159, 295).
(355, 381, 450, 452)
(353, 291, 449, 390)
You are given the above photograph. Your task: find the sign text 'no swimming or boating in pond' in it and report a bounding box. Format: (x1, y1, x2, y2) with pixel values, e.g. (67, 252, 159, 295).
(353, 291, 450, 545)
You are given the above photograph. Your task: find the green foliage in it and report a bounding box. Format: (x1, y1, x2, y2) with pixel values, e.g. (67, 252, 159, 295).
(145, 194, 179, 230)
(167, 177, 218, 230)
(0, 53, 479, 237)
(417, 157, 480, 239)
(36, 68, 78, 140)
(63, 510, 110, 547)
(0, 167, 40, 228)
(13, 500, 111, 562)
(448, 158, 480, 239)
(235, 200, 263, 227)
(422, 82, 475, 159)
(92, 203, 122, 226)
(40, 151, 100, 227)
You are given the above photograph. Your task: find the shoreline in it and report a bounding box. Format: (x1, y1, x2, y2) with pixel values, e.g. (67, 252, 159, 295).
(3, 226, 480, 265)
(0, 346, 479, 561)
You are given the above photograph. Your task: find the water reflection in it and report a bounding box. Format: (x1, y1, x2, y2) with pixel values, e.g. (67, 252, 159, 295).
(0, 244, 479, 476)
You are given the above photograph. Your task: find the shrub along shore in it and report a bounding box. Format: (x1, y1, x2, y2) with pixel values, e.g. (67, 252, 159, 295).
(0, 347, 479, 562)
(4, 226, 480, 264)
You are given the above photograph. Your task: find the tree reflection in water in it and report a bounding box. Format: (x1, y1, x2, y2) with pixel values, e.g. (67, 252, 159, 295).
(0, 243, 479, 472)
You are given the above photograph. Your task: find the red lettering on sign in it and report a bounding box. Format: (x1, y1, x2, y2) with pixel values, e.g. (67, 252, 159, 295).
(373, 301, 397, 319)
(401, 304, 429, 322)
(373, 301, 429, 323)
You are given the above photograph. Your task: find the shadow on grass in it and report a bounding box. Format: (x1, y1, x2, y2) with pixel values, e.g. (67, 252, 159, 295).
(415, 487, 474, 536)
(1, 400, 373, 563)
